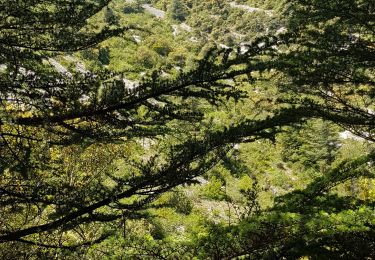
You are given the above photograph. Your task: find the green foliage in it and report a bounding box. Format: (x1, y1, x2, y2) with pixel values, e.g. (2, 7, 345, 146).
(98, 46, 111, 65)
(201, 176, 227, 201)
(104, 6, 119, 26)
(123, 2, 142, 14)
(193, 152, 375, 259)
(146, 35, 172, 56)
(167, 0, 189, 22)
(135, 46, 160, 68)
(0, 0, 374, 259)
(280, 120, 340, 172)
(165, 190, 193, 215)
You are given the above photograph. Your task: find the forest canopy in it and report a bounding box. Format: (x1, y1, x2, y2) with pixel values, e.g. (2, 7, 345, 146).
(0, 0, 374, 258)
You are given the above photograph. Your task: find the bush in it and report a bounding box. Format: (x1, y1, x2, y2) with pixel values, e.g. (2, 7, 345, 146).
(168, 191, 193, 215)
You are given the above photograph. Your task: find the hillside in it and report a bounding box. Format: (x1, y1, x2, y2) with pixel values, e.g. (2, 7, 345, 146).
(0, 0, 374, 259)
